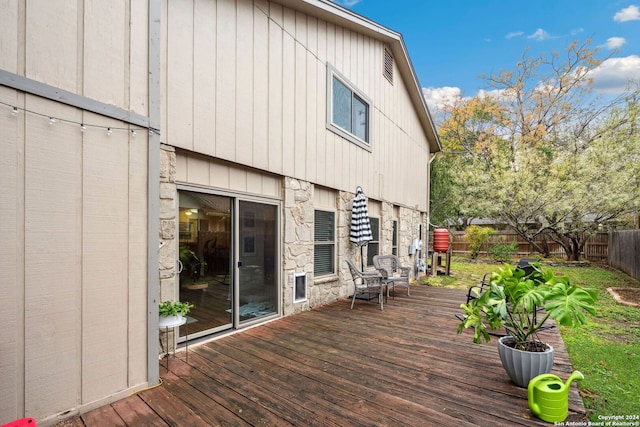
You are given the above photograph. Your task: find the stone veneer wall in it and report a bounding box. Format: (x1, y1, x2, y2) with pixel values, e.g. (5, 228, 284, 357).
(158, 144, 178, 302)
(155, 147, 427, 336)
(281, 180, 426, 314)
(158, 144, 178, 352)
(281, 180, 354, 316)
(282, 178, 313, 315)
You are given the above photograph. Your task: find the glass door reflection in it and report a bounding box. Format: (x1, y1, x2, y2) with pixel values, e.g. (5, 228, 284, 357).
(237, 201, 278, 323)
(178, 192, 232, 337)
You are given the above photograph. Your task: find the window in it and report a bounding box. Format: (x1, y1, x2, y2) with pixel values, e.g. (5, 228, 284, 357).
(314, 210, 335, 276)
(392, 220, 398, 256)
(366, 217, 380, 267)
(327, 65, 372, 150)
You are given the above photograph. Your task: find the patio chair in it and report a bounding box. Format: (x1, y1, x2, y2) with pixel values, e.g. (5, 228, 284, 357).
(373, 254, 411, 299)
(345, 259, 385, 310)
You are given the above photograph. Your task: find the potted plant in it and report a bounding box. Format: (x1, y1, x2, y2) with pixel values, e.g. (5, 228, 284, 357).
(158, 300, 194, 327)
(456, 262, 596, 387)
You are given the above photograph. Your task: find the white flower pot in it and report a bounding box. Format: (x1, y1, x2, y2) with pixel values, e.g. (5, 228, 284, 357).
(159, 314, 186, 328)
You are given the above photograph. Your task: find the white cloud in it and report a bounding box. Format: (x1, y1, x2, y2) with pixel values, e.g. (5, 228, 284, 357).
(613, 5, 640, 22)
(477, 88, 514, 102)
(422, 86, 463, 111)
(589, 55, 640, 93)
(528, 28, 551, 41)
(606, 37, 626, 50)
(506, 31, 524, 39)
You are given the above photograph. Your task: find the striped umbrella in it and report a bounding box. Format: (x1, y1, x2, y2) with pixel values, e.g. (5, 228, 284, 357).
(350, 186, 373, 270)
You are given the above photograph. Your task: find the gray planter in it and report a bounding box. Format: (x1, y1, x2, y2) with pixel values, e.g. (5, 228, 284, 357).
(498, 336, 554, 388)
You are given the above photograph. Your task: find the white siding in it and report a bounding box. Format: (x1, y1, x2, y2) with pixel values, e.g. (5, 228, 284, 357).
(0, 0, 150, 421)
(163, 0, 431, 210)
(176, 151, 282, 200)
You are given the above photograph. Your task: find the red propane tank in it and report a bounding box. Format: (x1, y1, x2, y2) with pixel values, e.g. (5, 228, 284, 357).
(433, 228, 449, 252)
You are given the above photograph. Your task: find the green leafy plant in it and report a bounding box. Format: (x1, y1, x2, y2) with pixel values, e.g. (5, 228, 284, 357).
(464, 225, 494, 259)
(488, 241, 517, 262)
(159, 300, 193, 317)
(456, 262, 597, 351)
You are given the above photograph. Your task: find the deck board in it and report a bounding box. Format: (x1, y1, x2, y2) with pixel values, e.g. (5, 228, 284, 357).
(54, 286, 587, 426)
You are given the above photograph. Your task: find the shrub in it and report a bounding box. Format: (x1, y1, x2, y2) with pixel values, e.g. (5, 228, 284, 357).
(489, 241, 518, 262)
(464, 225, 494, 258)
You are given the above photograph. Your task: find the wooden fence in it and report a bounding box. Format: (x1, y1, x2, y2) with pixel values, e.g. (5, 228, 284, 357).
(609, 230, 640, 280)
(444, 231, 609, 262)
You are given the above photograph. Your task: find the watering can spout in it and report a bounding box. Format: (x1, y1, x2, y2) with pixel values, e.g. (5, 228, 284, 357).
(565, 370, 584, 388)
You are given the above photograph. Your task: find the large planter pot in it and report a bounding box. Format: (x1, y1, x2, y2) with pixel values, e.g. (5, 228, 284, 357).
(498, 336, 554, 388)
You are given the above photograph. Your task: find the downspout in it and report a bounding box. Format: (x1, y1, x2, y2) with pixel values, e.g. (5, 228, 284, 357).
(147, 0, 161, 387)
(425, 152, 438, 268)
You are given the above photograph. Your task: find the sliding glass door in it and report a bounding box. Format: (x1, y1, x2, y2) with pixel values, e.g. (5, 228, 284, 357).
(237, 201, 278, 323)
(177, 190, 279, 339)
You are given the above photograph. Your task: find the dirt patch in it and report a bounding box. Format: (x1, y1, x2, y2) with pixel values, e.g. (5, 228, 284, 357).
(607, 287, 640, 308)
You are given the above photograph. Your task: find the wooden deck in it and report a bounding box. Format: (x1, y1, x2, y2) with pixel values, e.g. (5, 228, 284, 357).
(55, 286, 587, 426)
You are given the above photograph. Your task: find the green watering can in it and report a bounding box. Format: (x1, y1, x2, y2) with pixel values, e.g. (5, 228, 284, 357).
(528, 371, 584, 423)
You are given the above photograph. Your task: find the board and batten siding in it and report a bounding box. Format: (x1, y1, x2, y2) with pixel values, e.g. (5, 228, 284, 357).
(0, 0, 151, 422)
(163, 0, 431, 210)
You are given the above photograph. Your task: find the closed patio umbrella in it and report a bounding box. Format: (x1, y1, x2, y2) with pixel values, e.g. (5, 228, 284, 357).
(350, 186, 373, 270)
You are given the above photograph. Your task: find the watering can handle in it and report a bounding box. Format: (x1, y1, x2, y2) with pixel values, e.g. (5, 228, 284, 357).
(528, 374, 562, 416)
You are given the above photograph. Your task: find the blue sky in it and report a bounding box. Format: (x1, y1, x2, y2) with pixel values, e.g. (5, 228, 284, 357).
(333, 1, 640, 110)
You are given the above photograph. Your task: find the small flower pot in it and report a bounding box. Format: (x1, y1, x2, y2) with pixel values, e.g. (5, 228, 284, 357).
(159, 314, 187, 328)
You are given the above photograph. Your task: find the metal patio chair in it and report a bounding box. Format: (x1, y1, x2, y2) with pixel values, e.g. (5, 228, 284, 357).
(373, 254, 411, 299)
(345, 259, 385, 310)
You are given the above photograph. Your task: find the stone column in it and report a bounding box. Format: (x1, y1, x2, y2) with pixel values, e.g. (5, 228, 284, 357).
(158, 144, 178, 353)
(282, 178, 314, 315)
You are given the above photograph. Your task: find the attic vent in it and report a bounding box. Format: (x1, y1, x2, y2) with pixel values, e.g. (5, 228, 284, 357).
(383, 49, 394, 84)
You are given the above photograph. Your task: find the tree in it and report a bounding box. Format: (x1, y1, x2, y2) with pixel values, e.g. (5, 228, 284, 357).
(431, 40, 640, 260)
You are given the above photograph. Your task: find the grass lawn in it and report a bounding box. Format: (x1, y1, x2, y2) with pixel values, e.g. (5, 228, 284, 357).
(421, 256, 640, 421)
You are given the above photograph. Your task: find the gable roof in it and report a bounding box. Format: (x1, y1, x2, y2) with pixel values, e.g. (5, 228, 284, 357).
(272, 0, 442, 153)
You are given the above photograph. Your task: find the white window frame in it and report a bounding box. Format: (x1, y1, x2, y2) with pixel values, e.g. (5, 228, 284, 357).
(326, 64, 373, 151)
(367, 217, 380, 267)
(314, 209, 336, 277)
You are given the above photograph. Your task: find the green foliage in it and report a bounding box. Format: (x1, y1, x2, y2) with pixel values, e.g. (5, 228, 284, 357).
(456, 262, 597, 350)
(440, 257, 640, 420)
(159, 300, 193, 317)
(431, 40, 640, 260)
(464, 225, 494, 258)
(563, 328, 640, 421)
(488, 241, 517, 262)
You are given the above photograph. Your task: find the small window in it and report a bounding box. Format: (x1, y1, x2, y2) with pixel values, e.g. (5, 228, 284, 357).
(384, 49, 394, 84)
(314, 210, 335, 276)
(327, 65, 372, 150)
(392, 220, 398, 256)
(366, 217, 380, 267)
